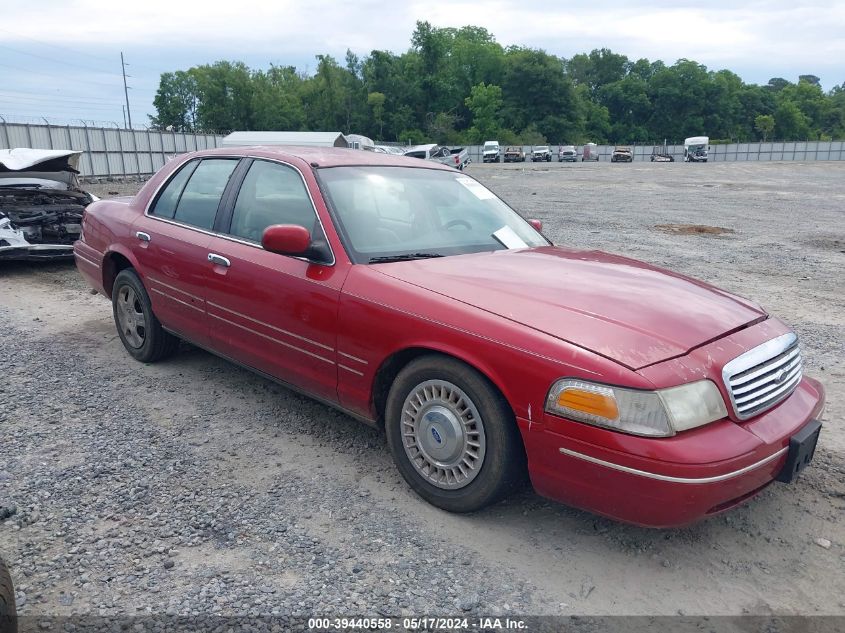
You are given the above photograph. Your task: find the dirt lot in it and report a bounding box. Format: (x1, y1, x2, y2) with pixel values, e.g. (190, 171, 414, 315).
(1, 161, 843, 621)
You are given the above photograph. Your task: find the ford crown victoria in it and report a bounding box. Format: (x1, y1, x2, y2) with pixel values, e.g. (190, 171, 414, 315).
(74, 147, 825, 527)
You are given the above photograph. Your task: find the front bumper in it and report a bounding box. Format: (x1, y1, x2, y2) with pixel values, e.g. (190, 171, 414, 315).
(519, 376, 825, 527)
(0, 243, 74, 261)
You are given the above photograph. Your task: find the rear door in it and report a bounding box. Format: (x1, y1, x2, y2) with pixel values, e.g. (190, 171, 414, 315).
(132, 157, 240, 347)
(202, 158, 347, 402)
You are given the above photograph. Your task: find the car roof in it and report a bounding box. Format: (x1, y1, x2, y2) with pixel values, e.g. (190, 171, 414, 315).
(182, 145, 453, 170)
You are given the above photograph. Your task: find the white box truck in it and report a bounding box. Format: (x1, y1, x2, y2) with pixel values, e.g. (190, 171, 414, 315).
(684, 136, 710, 162)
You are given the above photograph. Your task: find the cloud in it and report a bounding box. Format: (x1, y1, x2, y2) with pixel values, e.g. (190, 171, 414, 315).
(0, 0, 842, 123)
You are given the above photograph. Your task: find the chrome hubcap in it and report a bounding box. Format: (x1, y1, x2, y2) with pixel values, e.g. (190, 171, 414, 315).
(401, 379, 486, 490)
(116, 286, 146, 349)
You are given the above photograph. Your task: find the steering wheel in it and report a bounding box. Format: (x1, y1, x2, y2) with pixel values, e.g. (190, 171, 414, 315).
(443, 219, 472, 230)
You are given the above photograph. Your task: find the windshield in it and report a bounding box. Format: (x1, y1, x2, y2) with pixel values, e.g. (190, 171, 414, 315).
(318, 166, 549, 263)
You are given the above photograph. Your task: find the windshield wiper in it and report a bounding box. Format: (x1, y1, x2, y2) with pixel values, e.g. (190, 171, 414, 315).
(368, 253, 444, 264)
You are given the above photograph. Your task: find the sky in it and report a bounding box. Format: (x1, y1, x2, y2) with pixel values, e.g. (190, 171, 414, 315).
(0, 0, 843, 128)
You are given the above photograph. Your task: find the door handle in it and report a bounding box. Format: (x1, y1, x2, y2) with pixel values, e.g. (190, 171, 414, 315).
(208, 253, 231, 268)
(136, 231, 151, 242)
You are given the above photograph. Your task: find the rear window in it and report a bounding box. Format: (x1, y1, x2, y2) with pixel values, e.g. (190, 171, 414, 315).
(173, 159, 238, 230)
(150, 160, 198, 219)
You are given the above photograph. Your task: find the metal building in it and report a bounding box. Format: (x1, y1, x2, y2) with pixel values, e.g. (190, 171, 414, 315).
(220, 131, 349, 148)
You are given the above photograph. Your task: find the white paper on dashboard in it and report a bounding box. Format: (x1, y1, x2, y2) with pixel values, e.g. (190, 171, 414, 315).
(492, 226, 529, 249)
(455, 176, 495, 199)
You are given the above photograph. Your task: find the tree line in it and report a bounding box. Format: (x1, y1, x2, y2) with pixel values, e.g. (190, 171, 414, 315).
(150, 21, 845, 145)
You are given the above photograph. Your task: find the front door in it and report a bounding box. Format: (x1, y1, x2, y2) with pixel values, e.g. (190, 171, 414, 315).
(202, 158, 347, 402)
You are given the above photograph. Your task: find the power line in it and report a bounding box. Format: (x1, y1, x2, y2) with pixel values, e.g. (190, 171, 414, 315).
(0, 102, 127, 113)
(0, 27, 167, 75)
(0, 43, 126, 78)
(0, 61, 128, 89)
(0, 90, 127, 106)
(0, 54, 160, 91)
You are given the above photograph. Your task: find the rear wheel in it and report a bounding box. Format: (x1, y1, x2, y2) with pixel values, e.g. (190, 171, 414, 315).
(112, 268, 179, 363)
(385, 355, 526, 512)
(0, 558, 17, 633)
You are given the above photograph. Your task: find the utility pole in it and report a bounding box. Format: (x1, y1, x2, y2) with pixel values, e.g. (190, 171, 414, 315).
(122, 105, 126, 129)
(121, 52, 132, 129)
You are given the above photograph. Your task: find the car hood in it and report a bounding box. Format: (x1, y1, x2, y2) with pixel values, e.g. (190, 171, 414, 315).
(373, 246, 767, 369)
(0, 149, 83, 189)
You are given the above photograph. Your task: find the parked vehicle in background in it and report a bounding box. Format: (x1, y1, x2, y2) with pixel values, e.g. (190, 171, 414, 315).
(482, 141, 501, 163)
(611, 146, 634, 163)
(374, 145, 406, 156)
(581, 143, 599, 161)
(530, 146, 552, 162)
(404, 144, 470, 170)
(0, 149, 98, 261)
(75, 145, 825, 527)
(684, 136, 710, 162)
(651, 142, 675, 162)
(0, 557, 16, 633)
(345, 134, 376, 151)
(558, 145, 577, 162)
(503, 146, 526, 162)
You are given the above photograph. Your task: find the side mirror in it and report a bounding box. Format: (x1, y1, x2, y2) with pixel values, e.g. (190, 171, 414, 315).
(262, 224, 311, 256)
(528, 219, 543, 232)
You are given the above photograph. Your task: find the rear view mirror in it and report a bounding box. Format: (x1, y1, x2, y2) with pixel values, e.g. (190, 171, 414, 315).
(528, 219, 543, 232)
(262, 224, 311, 255)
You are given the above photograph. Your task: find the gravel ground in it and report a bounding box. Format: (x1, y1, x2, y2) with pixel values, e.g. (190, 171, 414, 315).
(1, 161, 843, 623)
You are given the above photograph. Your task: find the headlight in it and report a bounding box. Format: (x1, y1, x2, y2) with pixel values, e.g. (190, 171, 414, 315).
(545, 379, 728, 437)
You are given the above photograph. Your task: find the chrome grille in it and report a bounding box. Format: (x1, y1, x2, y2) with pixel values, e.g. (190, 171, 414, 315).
(722, 333, 803, 420)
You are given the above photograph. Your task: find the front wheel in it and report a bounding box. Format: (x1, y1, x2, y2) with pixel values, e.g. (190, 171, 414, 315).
(385, 355, 526, 512)
(112, 268, 180, 363)
(0, 558, 16, 633)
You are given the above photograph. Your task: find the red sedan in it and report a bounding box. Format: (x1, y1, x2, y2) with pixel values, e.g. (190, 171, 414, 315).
(74, 147, 825, 527)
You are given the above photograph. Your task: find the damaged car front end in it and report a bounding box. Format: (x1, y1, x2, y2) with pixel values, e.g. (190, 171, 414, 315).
(0, 149, 97, 261)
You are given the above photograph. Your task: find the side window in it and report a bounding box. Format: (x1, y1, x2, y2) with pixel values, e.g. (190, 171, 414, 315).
(229, 160, 318, 242)
(171, 159, 238, 230)
(150, 160, 198, 219)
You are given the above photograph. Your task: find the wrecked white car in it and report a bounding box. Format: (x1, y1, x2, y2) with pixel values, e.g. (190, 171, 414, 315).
(0, 148, 98, 261)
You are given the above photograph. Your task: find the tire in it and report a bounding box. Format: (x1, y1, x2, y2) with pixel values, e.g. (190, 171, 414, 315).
(0, 558, 17, 633)
(385, 355, 526, 513)
(112, 268, 180, 363)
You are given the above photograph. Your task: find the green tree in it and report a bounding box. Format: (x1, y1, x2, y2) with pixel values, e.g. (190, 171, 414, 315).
(464, 82, 503, 142)
(367, 91, 386, 138)
(190, 61, 255, 133)
(501, 47, 583, 142)
(250, 65, 305, 131)
(148, 24, 845, 145)
(774, 101, 810, 139)
(754, 114, 775, 141)
(150, 70, 198, 131)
